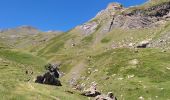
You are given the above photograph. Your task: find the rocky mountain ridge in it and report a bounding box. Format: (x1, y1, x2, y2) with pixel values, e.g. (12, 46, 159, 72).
(77, 1, 170, 35)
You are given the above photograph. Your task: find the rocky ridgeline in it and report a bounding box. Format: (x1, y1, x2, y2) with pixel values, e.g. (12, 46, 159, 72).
(76, 1, 170, 34)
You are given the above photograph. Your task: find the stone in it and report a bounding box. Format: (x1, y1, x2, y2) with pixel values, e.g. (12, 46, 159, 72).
(166, 67, 170, 70)
(72, 83, 85, 91)
(95, 92, 117, 100)
(81, 91, 101, 97)
(35, 75, 44, 84)
(162, 50, 166, 52)
(95, 95, 106, 100)
(107, 92, 117, 100)
(129, 43, 135, 47)
(72, 43, 76, 47)
(127, 74, 135, 79)
(45, 63, 60, 78)
(35, 63, 62, 86)
(139, 96, 144, 100)
(137, 40, 150, 48)
(129, 59, 139, 65)
(117, 77, 124, 80)
(43, 72, 62, 86)
(81, 84, 101, 97)
(93, 69, 99, 73)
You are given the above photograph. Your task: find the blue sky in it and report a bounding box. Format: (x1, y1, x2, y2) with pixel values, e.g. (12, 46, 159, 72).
(0, 0, 148, 31)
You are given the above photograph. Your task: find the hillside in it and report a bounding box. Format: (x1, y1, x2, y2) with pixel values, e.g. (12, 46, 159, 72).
(0, 0, 170, 100)
(0, 26, 62, 50)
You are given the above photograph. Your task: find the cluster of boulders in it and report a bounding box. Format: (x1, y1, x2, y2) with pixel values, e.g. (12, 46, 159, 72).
(35, 63, 62, 86)
(81, 83, 117, 100)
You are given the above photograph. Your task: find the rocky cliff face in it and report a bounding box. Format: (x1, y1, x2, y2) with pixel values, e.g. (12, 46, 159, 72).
(76, 3, 124, 34)
(76, 1, 170, 35)
(115, 1, 170, 28)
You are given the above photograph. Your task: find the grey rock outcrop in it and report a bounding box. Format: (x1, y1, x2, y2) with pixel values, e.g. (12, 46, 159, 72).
(76, 2, 124, 34)
(77, 22, 98, 35)
(77, 1, 170, 35)
(109, 1, 170, 30)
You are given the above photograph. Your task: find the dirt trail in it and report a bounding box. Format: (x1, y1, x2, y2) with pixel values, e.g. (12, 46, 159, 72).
(64, 61, 86, 83)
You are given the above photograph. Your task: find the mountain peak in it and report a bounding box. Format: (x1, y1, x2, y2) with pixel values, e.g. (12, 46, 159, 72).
(106, 2, 123, 10)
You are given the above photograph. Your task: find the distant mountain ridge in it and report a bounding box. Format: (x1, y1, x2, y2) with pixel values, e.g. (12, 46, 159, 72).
(0, 25, 62, 50)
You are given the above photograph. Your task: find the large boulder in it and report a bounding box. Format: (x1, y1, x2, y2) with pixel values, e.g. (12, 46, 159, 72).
(35, 63, 62, 86)
(42, 72, 62, 86)
(45, 63, 60, 78)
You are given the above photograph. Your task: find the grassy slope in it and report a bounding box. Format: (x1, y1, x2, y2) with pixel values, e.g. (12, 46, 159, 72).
(0, 30, 60, 52)
(78, 48, 170, 100)
(0, 48, 169, 99)
(0, 49, 87, 100)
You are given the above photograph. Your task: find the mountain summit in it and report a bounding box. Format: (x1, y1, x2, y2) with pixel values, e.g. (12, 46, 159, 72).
(106, 2, 123, 10)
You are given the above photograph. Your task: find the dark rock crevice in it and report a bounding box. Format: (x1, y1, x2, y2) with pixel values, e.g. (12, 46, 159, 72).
(108, 17, 115, 32)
